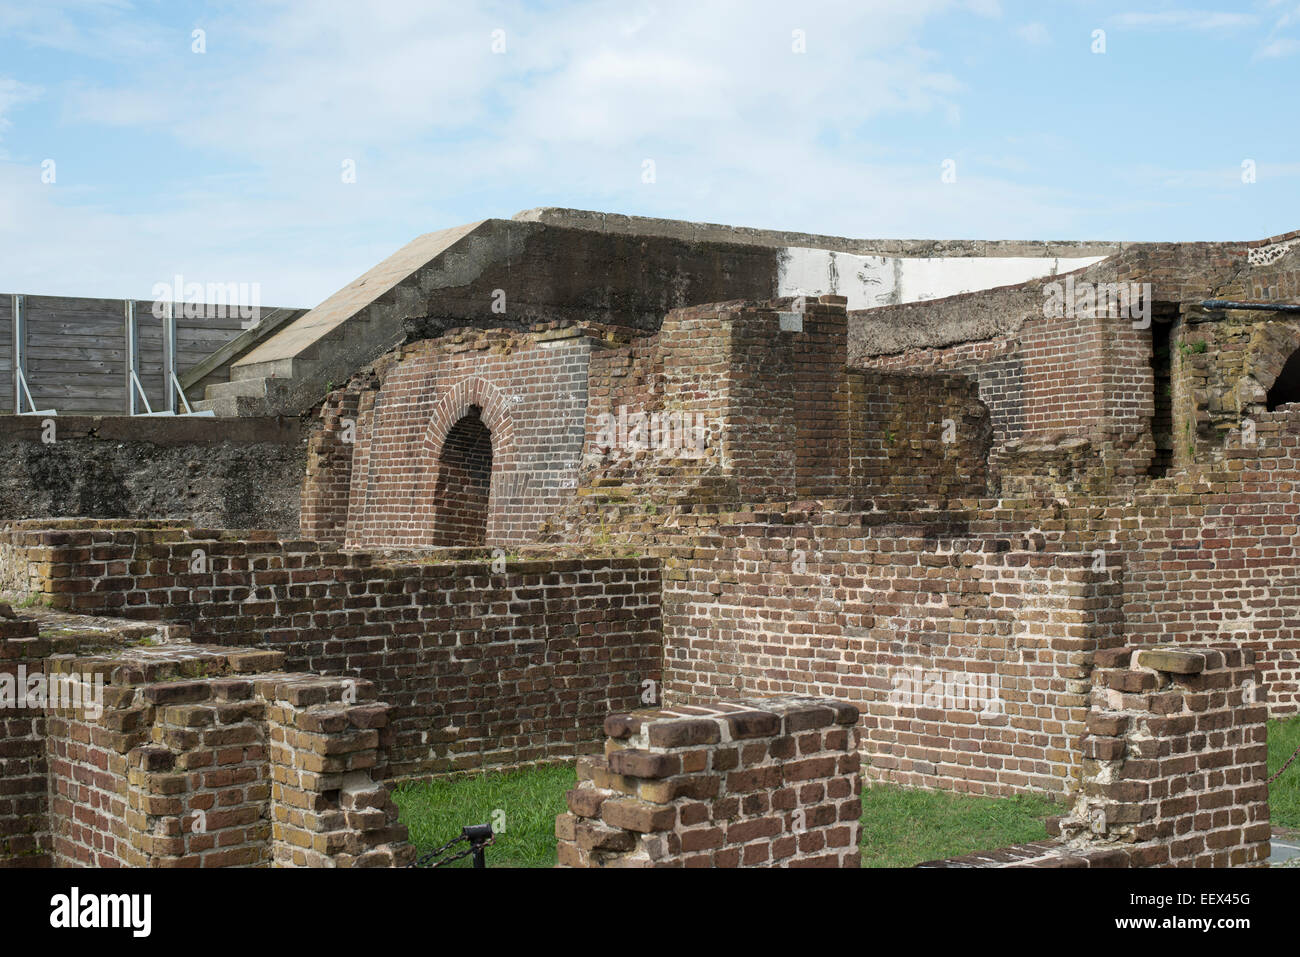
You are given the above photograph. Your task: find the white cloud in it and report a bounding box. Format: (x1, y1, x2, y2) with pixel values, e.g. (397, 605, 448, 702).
(1016, 22, 1050, 45)
(0, 76, 41, 145)
(1112, 10, 1258, 30)
(1258, 36, 1300, 56)
(1257, 1, 1300, 57)
(0, 0, 173, 60)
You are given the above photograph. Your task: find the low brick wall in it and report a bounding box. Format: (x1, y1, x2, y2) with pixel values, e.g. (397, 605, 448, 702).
(556, 698, 861, 868)
(0, 520, 663, 780)
(919, 644, 1271, 868)
(1, 619, 413, 868)
(1056, 644, 1270, 866)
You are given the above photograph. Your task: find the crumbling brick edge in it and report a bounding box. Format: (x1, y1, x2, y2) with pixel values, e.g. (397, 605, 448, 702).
(917, 644, 1271, 868)
(557, 697, 862, 867)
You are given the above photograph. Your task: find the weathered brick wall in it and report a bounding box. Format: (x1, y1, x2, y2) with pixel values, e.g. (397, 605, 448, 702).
(300, 389, 363, 544)
(1111, 410, 1300, 714)
(660, 509, 1125, 796)
(0, 613, 52, 866)
(544, 297, 990, 546)
(673, 300, 798, 502)
(789, 297, 851, 498)
(978, 408, 1300, 716)
(847, 369, 991, 500)
(0, 521, 664, 779)
(1169, 305, 1300, 469)
(848, 234, 1300, 496)
(854, 284, 1156, 495)
(1, 625, 413, 868)
(557, 698, 861, 867)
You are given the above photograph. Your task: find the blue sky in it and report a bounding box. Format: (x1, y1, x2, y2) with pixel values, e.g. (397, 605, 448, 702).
(1, 0, 1297, 306)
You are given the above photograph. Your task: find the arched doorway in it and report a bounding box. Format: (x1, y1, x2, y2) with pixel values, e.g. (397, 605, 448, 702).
(1267, 349, 1300, 410)
(431, 406, 493, 546)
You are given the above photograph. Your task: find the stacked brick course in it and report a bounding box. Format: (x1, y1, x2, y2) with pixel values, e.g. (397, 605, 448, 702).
(556, 697, 861, 867)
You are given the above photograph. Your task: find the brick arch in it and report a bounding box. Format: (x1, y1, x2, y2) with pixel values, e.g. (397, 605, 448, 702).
(421, 377, 520, 544)
(424, 376, 518, 463)
(1244, 321, 1300, 410)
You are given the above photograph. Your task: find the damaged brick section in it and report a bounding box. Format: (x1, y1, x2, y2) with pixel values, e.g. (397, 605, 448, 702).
(919, 644, 1270, 867)
(556, 698, 861, 868)
(0, 613, 413, 868)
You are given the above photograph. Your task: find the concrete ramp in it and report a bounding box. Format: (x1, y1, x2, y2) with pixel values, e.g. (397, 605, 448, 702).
(198, 220, 488, 415)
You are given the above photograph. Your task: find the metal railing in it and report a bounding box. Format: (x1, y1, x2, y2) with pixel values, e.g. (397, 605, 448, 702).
(408, 824, 495, 868)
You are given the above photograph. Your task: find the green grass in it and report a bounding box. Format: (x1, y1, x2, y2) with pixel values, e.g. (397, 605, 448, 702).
(1269, 716, 1300, 829)
(392, 763, 577, 868)
(393, 761, 1061, 868)
(392, 719, 1300, 868)
(859, 785, 1062, 868)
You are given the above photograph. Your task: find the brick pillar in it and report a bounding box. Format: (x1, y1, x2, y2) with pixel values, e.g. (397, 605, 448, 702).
(556, 697, 861, 868)
(1056, 644, 1270, 867)
(301, 390, 361, 545)
(261, 675, 414, 867)
(25, 635, 415, 868)
(123, 669, 276, 867)
(789, 295, 850, 498)
(0, 612, 53, 866)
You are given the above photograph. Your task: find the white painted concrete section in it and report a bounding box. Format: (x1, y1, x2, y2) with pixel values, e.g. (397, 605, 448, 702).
(776, 247, 1105, 310)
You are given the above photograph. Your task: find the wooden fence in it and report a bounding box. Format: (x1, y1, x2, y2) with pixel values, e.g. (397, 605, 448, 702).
(0, 294, 306, 415)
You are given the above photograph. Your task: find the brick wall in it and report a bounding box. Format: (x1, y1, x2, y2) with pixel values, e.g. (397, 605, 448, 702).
(848, 234, 1300, 496)
(854, 283, 1156, 495)
(300, 389, 363, 544)
(659, 508, 1125, 796)
(542, 296, 989, 547)
(847, 369, 991, 500)
(1057, 644, 1270, 867)
(0, 520, 664, 779)
(1169, 305, 1300, 469)
(556, 697, 861, 867)
(1, 623, 413, 868)
(1111, 410, 1300, 714)
(0, 612, 52, 866)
